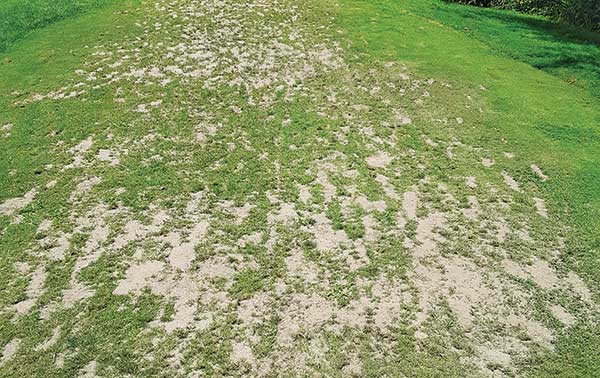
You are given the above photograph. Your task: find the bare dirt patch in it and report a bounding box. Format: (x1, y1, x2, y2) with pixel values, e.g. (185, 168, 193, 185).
(0, 189, 37, 222)
(310, 212, 351, 251)
(531, 164, 548, 181)
(533, 197, 548, 218)
(13, 267, 47, 315)
(1, 339, 20, 365)
(366, 151, 393, 169)
(502, 172, 520, 191)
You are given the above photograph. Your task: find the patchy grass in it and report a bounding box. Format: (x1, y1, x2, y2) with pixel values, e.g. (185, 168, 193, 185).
(338, 0, 600, 375)
(0, 0, 598, 377)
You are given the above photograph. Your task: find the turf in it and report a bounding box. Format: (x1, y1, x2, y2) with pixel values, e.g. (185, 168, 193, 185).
(0, 0, 598, 377)
(403, 0, 600, 102)
(338, 4, 600, 374)
(341, 0, 600, 280)
(0, 0, 117, 52)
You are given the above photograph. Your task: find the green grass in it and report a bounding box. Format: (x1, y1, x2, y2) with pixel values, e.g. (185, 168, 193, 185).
(403, 0, 600, 101)
(0, 0, 116, 52)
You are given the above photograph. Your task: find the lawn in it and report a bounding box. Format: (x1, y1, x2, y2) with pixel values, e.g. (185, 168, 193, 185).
(401, 0, 600, 102)
(0, 0, 598, 377)
(0, 0, 117, 52)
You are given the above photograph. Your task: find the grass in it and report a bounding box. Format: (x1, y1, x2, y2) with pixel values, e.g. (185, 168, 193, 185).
(402, 0, 600, 101)
(337, 0, 600, 375)
(0, 0, 116, 52)
(340, 0, 600, 277)
(0, 0, 598, 376)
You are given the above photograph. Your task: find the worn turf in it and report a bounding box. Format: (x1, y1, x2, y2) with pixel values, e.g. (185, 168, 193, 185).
(0, 0, 599, 377)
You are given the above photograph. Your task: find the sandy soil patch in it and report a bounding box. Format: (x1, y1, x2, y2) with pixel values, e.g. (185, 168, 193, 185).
(549, 304, 575, 326)
(531, 164, 548, 181)
(1, 339, 20, 365)
(310, 212, 351, 251)
(366, 151, 393, 169)
(533, 197, 548, 218)
(13, 267, 47, 315)
(402, 190, 418, 220)
(502, 172, 520, 191)
(0, 189, 37, 221)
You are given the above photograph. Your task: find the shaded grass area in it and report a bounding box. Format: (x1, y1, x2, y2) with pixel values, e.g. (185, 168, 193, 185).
(337, 0, 600, 376)
(402, 0, 600, 101)
(0, 0, 116, 52)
